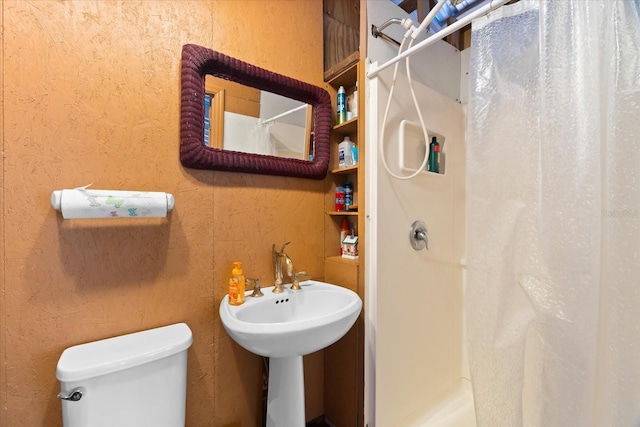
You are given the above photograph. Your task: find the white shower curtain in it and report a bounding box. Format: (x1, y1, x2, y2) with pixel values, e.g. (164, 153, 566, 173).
(465, 1, 640, 426)
(251, 121, 276, 156)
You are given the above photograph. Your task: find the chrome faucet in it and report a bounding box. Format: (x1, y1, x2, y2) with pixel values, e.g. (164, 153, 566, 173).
(272, 242, 293, 293)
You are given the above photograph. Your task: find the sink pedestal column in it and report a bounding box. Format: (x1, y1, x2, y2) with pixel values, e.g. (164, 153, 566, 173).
(266, 356, 305, 427)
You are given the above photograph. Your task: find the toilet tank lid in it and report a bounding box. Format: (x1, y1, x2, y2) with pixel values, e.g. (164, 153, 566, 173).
(56, 323, 193, 382)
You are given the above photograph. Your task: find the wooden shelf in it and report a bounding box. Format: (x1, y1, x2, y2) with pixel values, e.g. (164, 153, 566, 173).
(333, 117, 358, 135)
(331, 165, 358, 175)
(323, 11, 363, 426)
(325, 60, 362, 268)
(324, 52, 359, 83)
(328, 211, 358, 216)
(325, 255, 359, 265)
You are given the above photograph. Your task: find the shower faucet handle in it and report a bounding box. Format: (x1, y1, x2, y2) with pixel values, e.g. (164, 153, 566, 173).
(410, 220, 429, 251)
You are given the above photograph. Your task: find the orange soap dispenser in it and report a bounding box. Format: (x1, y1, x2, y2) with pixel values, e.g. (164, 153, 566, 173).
(229, 261, 246, 306)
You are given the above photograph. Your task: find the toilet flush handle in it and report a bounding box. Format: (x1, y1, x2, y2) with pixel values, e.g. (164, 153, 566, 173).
(57, 387, 84, 402)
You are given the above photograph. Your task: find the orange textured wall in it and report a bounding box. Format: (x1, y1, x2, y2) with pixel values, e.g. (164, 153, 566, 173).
(0, 1, 324, 425)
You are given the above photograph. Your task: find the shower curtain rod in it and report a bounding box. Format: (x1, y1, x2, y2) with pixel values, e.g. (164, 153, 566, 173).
(260, 104, 308, 124)
(366, 0, 511, 79)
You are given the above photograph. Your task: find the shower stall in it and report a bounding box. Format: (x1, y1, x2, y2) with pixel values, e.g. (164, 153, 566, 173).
(365, 2, 469, 424)
(365, 1, 640, 426)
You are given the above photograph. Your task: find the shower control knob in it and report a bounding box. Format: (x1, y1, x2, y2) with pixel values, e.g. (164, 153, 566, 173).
(410, 220, 429, 251)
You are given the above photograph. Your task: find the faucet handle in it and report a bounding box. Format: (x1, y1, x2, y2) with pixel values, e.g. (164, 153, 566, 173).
(290, 271, 310, 291)
(246, 278, 264, 298)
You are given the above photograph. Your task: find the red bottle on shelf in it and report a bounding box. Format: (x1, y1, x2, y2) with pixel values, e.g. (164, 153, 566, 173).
(335, 186, 345, 211)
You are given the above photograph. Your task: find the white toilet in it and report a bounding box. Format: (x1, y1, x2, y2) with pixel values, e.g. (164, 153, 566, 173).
(56, 323, 193, 427)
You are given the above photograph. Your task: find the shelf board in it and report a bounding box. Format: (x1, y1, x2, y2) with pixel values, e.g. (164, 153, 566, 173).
(333, 118, 358, 135)
(325, 255, 360, 265)
(331, 165, 358, 175)
(324, 52, 359, 83)
(328, 211, 358, 216)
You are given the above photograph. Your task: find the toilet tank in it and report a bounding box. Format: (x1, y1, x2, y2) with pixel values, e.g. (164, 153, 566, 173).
(56, 323, 193, 427)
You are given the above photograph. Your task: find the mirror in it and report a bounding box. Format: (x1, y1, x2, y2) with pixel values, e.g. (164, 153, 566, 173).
(180, 44, 331, 179)
(205, 75, 313, 160)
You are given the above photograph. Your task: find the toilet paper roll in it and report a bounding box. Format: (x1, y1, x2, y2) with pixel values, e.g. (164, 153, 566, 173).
(51, 188, 174, 219)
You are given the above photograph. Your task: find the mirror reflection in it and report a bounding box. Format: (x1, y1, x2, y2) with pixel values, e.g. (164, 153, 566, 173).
(204, 75, 313, 161)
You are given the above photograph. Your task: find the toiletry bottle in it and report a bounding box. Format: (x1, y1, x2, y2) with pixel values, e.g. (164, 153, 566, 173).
(351, 83, 358, 117)
(428, 137, 440, 173)
(337, 86, 347, 124)
(351, 142, 359, 166)
(229, 262, 245, 306)
(344, 180, 353, 210)
(228, 278, 237, 305)
(338, 136, 353, 168)
(340, 219, 350, 254)
(335, 186, 345, 211)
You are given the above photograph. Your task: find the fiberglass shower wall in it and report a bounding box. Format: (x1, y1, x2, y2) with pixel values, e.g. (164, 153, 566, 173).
(365, 17, 467, 425)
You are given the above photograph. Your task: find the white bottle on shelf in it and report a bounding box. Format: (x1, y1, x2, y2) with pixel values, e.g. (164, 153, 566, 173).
(350, 83, 358, 118)
(338, 136, 353, 168)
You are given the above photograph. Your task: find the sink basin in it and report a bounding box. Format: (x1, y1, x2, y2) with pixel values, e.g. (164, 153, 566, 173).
(219, 280, 362, 358)
(220, 279, 362, 427)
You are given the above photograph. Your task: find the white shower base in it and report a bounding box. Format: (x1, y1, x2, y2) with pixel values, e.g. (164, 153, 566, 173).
(410, 380, 476, 427)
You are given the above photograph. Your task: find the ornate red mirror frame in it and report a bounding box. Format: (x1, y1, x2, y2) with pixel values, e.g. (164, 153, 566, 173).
(180, 44, 331, 180)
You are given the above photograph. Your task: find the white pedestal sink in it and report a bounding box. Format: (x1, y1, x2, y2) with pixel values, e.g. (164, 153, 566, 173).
(219, 280, 362, 427)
